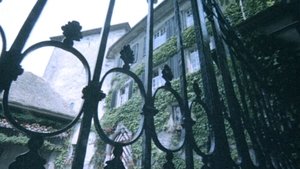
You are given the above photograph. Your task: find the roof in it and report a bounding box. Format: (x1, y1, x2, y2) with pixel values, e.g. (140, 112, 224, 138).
(105, 0, 182, 59)
(50, 22, 131, 41)
(1, 72, 76, 120)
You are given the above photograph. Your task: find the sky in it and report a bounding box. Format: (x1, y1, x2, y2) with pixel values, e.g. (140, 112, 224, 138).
(0, 0, 162, 76)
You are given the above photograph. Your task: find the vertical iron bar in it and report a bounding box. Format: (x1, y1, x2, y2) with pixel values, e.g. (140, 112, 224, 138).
(173, 0, 194, 168)
(71, 1, 115, 168)
(190, 0, 232, 168)
(144, 1, 154, 95)
(250, 81, 276, 169)
(92, 0, 115, 82)
(211, 0, 262, 85)
(0, 0, 47, 93)
(230, 52, 268, 168)
(143, 0, 154, 169)
(9, 0, 47, 56)
(71, 103, 95, 169)
(241, 68, 268, 169)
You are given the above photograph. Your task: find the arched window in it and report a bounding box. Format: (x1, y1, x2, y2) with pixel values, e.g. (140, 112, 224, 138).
(105, 124, 134, 169)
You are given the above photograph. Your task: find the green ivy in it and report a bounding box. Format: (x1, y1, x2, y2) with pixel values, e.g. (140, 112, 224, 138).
(101, 93, 143, 133)
(224, 0, 277, 25)
(0, 133, 64, 151)
(98, 25, 207, 167)
(99, 69, 205, 167)
(96, 2, 284, 164)
(54, 141, 69, 169)
(0, 108, 70, 168)
(0, 108, 69, 130)
(153, 37, 177, 65)
(153, 26, 196, 66)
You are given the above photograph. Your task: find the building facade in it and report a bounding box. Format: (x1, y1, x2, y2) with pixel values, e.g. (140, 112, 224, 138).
(42, 22, 131, 168)
(101, 0, 203, 168)
(10, 0, 297, 168)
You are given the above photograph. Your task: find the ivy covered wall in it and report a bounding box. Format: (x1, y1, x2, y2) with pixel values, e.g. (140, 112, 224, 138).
(0, 107, 71, 169)
(93, 0, 296, 168)
(96, 24, 235, 168)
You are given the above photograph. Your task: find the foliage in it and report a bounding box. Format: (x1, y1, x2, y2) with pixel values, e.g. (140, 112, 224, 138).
(224, 0, 277, 25)
(153, 37, 177, 65)
(0, 108, 70, 168)
(92, 136, 106, 169)
(96, 1, 291, 166)
(133, 63, 145, 76)
(100, 69, 205, 167)
(98, 21, 233, 167)
(0, 133, 63, 151)
(153, 27, 196, 66)
(101, 93, 143, 133)
(243, 32, 300, 114)
(0, 108, 68, 130)
(183, 26, 196, 48)
(54, 141, 69, 169)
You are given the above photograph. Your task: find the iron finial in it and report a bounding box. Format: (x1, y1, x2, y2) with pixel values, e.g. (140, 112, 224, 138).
(61, 21, 82, 47)
(193, 80, 202, 100)
(104, 146, 125, 169)
(163, 152, 175, 169)
(162, 64, 173, 87)
(120, 45, 135, 70)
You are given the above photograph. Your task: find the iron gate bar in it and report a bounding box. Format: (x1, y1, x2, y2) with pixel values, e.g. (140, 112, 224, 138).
(173, 0, 194, 168)
(0, 0, 47, 93)
(143, 0, 154, 168)
(190, 0, 234, 168)
(72, 0, 116, 168)
(206, 0, 256, 168)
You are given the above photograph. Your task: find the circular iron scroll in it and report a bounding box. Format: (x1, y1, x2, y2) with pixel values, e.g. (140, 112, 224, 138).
(0, 26, 6, 58)
(93, 67, 146, 146)
(2, 41, 91, 137)
(189, 99, 215, 157)
(151, 86, 186, 152)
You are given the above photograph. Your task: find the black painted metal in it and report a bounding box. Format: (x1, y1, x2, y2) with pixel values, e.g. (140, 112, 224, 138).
(173, 0, 194, 168)
(143, 1, 155, 169)
(0, 0, 298, 169)
(0, 0, 47, 93)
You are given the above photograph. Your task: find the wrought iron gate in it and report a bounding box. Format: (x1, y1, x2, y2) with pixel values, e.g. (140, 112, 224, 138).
(0, 0, 298, 169)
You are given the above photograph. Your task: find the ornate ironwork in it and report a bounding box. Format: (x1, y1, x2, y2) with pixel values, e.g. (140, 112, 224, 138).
(120, 45, 135, 70)
(61, 21, 83, 47)
(0, 0, 298, 169)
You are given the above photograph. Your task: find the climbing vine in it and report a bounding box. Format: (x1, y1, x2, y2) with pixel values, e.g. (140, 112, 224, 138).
(0, 133, 63, 151)
(54, 140, 70, 169)
(97, 23, 239, 167)
(224, 0, 277, 25)
(0, 107, 71, 168)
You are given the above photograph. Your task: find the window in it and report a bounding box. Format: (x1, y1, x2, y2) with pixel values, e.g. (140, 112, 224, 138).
(116, 85, 129, 107)
(131, 43, 139, 62)
(117, 58, 123, 67)
(143, 37, 146, 57)
(152, 68, 164, 92)
(112, 81, 133, 108)
(153, 27, 167, 49)
(185, 8, 194, 28)
(171, 105, 182, 131)
(187, 48, 200, 73)
(105, 124, 134, 168)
